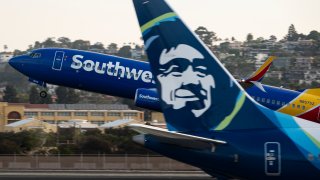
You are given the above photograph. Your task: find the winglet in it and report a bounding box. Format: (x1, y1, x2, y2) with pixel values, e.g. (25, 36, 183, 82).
(245, 56, 276, 82)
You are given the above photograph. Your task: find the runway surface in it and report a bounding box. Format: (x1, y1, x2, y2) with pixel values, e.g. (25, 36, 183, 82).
(0, 170, 214, 180)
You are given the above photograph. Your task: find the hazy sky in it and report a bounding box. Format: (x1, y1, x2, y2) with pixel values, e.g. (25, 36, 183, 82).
(1, 0, 320, 51)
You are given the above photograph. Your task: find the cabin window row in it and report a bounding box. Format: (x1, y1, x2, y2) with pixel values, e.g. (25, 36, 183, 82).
(251, 96, 306, 110)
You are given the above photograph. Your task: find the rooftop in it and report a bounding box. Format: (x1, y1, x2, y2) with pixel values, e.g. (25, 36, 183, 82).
(9, 103, 130, 110)
(100, 119, 134, 128)
(5, 118, 35, 127)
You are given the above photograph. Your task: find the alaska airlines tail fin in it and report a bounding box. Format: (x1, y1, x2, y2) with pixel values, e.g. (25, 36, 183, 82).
(245, 56, 276, 82)
(133, 0, 276, 132)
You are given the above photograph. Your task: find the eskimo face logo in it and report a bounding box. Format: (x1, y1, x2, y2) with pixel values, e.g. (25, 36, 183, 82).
(157, 44, 215, 117)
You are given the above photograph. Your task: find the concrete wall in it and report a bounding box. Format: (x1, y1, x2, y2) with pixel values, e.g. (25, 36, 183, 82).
(0, 155, 199, 171)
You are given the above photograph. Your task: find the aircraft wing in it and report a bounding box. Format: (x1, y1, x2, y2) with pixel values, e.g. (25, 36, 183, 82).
(129, 124, 227, 145)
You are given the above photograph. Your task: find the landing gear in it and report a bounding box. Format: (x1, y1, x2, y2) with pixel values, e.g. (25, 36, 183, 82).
(40, 91, 47, 98)
(28, 78, 49, 99)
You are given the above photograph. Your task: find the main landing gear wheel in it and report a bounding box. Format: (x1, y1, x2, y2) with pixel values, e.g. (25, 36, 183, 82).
(40, 91, 47, 98)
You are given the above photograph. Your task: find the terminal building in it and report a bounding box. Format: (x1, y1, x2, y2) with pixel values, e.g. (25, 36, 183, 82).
(0, 102, 144, 132)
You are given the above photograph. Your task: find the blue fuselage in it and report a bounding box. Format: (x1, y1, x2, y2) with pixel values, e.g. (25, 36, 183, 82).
(10, 48, 154, 99)
(9, 48, 320, 121)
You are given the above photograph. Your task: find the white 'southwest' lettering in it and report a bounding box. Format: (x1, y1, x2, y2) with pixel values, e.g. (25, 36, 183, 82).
(71, 55, 154, 84)
(139, 94, 159, 101)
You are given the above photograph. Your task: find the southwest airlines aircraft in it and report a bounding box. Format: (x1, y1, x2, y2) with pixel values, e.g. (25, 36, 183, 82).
(9, 48, 320, 122)
(128, 0, 320, 179)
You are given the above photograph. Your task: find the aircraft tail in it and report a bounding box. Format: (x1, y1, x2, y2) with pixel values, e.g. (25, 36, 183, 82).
(132, 0, 278, 132)
(245, 56, 275, 83)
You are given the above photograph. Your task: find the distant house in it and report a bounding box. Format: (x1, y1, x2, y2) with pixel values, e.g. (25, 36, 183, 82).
(273, 57, 291, 68)
(131, 46, 145, 59)
(58, 119, 98, 131)
(265, 71, 283, 80)
(228, 41, 243, 50)
(0, 52, 13, 63)
(297, 39, 315, 46)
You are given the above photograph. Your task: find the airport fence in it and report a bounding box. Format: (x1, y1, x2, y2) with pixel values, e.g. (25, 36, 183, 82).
(0, 154, 199, 171)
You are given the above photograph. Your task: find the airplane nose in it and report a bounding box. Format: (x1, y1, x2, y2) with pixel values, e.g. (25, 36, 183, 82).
(9, 56, 23, 70)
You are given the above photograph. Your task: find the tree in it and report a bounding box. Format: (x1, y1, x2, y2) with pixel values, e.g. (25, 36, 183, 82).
(256, 37, 265, 42)
(3, 85, 19, 103)
(42, 38, 57, 47)
(231, 37, 236, 41)
(72, 40, 90, 50)
(285, 24, 299, 41)
(307, 30, 320, 41)
(194, 26, 217, 48)
(90, 42, 105, 50)
(79, 136, 111, 154)
(269, 35, 277, 41)
(117, 45, 132, 58)
(29, 86, 41, 104)
(55, 86, 68, 103)
(107, 43, 118, 54)
(33, 41, 42, 49)
(246, 33, 253, 42)
(57, 37, 71, 48)
(55, 86, 80, 104)
(66, 88, 80, 104)
(108, 43, 118, 49)
(16, 130, 45, 152)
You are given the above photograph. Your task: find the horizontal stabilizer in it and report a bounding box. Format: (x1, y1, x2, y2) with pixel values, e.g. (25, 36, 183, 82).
(303, 88, 320, 97)
(129, 124, 227, 145)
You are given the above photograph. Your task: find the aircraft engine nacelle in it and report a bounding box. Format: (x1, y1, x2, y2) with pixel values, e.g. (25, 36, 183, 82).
(134, 88, 161, 111)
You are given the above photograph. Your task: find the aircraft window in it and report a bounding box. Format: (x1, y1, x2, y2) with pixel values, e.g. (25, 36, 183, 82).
(256, 97, 260, 101)
(282, 102, 286, 106)
(302, 106, 306, 110)
(276, 101, 280, 105)
(266, 99, 270, 103)
(272, 100, 275, 104)
(292, 104, 295, 108)
(297, 105, 300, 109)
(261, 98, 265, 102)
(29, 53, 41, 58)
